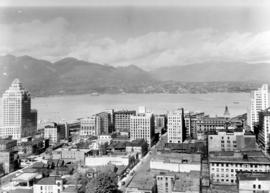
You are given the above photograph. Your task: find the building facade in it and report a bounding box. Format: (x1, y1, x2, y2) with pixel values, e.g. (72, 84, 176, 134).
(209, 151, 270, 184)
(250, 84, 269, 129)
(130, 112, 155, 147)
(1, 79, 37, 139)
(167, 108, 185, 143)
(33, 176, 63, 193)
(96, 112, 111, 134)
(184, 112, 206, 139)
(258, 107, 270, 154)
(44, 123, 66, 144)
(208, 129, 257, 152)
(80, 115, 101, 137)
(114, 110, 136, 134)
(237, 172, 270, 193)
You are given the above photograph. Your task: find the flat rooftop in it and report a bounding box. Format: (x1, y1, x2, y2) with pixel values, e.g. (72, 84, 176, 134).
(209, 151, 270, 164)
(36, 176, 62, 185)
(173, 171, 200, 192)
(151, 152, 201, 164)
(12, 173, 40, 182)
(238, 172, 270, 181)
(127, 171, 155, 190)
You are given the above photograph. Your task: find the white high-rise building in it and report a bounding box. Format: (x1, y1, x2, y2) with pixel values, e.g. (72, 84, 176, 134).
(258, 107, 270, 154)
(250, 84, 269, 129)
(0, 79, 37, 139)
(167, 108, 185, 143)
(130, 111, 155, 147)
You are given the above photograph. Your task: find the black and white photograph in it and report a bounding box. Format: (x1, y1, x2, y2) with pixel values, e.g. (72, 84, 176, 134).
(0, 0, 270, 192)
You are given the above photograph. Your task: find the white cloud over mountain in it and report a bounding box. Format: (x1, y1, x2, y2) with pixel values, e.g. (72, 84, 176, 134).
(1, 17, 270, 69)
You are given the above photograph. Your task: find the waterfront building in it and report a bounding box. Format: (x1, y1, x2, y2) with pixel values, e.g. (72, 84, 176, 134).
(114, 110, 136, 134)
(258, 107, 270, 154)
(208, 129, 257, 152)
(79, 115, 101, 137)
(209, 151, 270, 184)
(250, 84, 269, 129)
(1, 79, 37, 139)
(237, 172, 270, 193)
(130, 112, 155, 147)
(33, 176, 63, 193)
(167, 108, 185, 143)
(96, 112, 111, 134)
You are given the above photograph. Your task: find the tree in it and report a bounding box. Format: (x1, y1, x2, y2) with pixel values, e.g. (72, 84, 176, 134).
(86, 171, 120, 193)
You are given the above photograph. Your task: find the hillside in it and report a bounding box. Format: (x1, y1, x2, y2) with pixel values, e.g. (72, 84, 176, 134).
(0, 55, 155, 96)
(151, 62, 270, 82)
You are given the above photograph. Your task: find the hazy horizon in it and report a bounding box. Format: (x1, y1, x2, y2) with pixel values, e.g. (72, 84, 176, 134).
(0, 1, 270, 70)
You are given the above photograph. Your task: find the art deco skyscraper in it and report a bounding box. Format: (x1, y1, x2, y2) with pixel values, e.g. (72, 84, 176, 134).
(0, 79, 37, 139)
(250, 84, 269, 129)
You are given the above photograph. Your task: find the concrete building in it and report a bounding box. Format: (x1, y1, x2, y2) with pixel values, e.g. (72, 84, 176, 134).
(0, 138, 17, 151)
(96, 112, 111, 134)
(97, 134, 112, 145)
(114, 110, 136, 134)
(209, 151, 270, 184)
(17, 138, 49, 156)
(33, 176, 63, 193)
(126, 139, 148, 158)
(51, 148, 90, 164)
(250, 84, 269, 129)
(130, 112, 155, 147)
(154, 115, 166, 134)
(150, 152, 201, 173)
(258, 107, 270, 154)
(237, 172, 270, 193)
(195, 117, 228, 138)
(126, 171, 157, 193)
(167, 108, 185, 143)
(79, 115, 101, 137)
(44, 123, 66, 144)
(171, 171, 200, 193)
(156, 172, 176, 193)
(208, 129, 257, 152)
(184, 112, 206, 139)
(1, 79, 37, 139)
(0, 150, 20, 174)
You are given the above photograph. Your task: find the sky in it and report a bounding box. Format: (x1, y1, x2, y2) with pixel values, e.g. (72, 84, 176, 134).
(0, 0, 270, 70)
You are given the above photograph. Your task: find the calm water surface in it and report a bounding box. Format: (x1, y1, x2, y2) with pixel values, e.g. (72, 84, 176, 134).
(0, 93, 250, 123)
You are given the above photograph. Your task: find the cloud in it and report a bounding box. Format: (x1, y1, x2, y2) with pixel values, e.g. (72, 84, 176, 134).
(1, 18, 270, 69)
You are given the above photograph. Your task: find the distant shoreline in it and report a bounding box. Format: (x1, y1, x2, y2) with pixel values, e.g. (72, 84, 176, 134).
(31, 91, 251, 99)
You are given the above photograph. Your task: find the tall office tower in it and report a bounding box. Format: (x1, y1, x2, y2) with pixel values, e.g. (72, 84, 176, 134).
(130, 112, 155, 147)
(114, 110, 136, 134)
(250, 84, 269, 129)
(167, 108, 185, 143)
(1, 79, 37, 139)
(258, 108, 270, 154)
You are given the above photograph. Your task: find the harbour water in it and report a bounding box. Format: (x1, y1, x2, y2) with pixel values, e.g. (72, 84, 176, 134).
(0, 93, 251, 123)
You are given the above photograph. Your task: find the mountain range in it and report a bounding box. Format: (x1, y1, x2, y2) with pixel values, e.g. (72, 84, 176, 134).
(0, 55, 269, 96)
